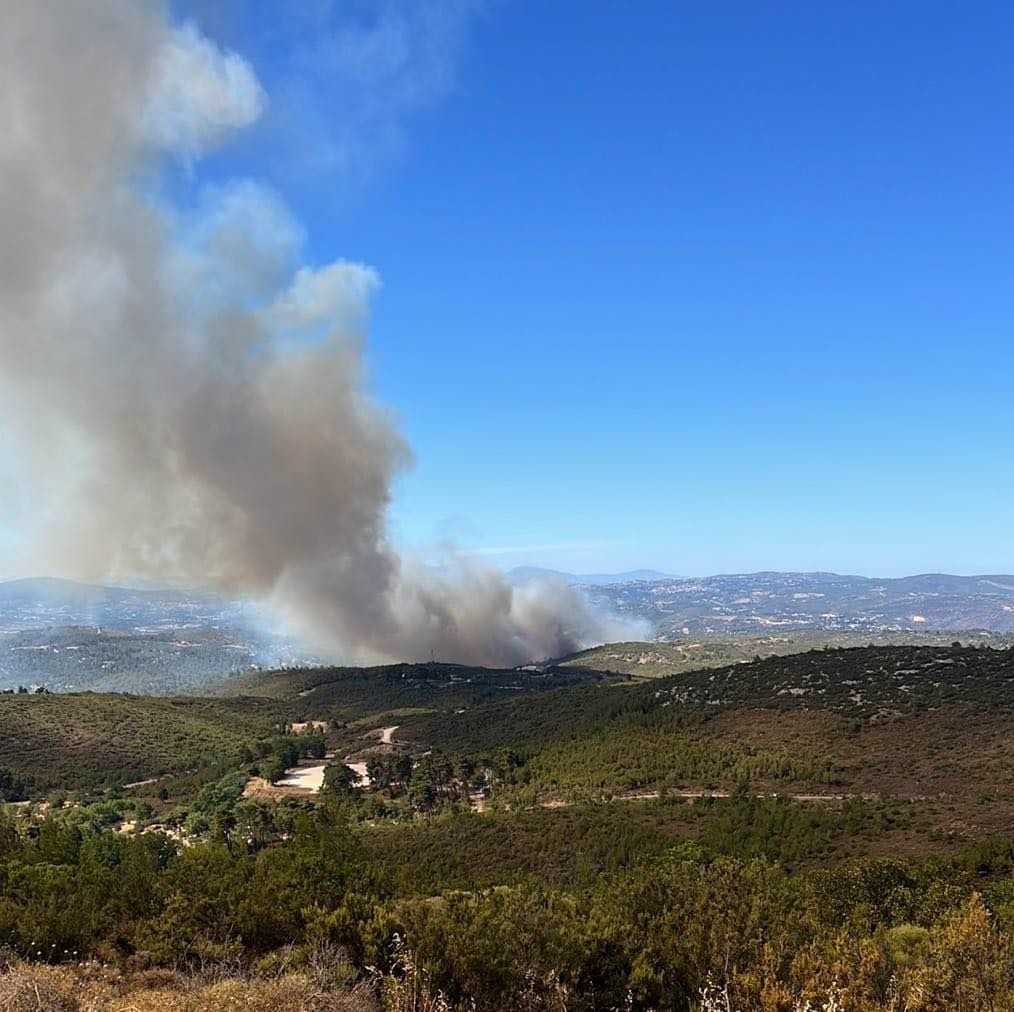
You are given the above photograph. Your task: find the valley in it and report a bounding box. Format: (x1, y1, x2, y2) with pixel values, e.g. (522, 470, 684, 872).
(4, 573, 1013, 697)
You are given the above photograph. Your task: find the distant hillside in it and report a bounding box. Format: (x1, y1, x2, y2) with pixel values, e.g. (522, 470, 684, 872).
(0, 577, 110, 606)
(0, 625, 268, 693)
(393, 644, 1014, 835)
(648, 641, 1014, 716)
(559, 630, 1007, 679)
(0, 579, 314, 692)
(218, 659, 622, 720)
(401, 643, 1014, 761)
(578, 571, 1014, 635)
(6, 573, 1014, 696)
(397, 648, 1014, 762)
(0, 576, 249, 633)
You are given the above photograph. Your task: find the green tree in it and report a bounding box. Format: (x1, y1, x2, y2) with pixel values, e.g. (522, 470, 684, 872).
(323, 763, 360, 797)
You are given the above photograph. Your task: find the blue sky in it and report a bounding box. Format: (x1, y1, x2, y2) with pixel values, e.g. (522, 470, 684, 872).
(173, 1, 1013, 578)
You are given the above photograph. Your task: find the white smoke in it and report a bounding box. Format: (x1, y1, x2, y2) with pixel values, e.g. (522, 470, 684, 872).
(142, 21, 265, 160)
(0, 1, 638, 667)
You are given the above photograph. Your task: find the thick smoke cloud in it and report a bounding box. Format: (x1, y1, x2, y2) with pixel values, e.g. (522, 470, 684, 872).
(0, 1, 635, 667)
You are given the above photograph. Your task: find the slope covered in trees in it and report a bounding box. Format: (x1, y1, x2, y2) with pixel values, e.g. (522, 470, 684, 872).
(1, 644, 1013, 1008)
(0, 692, 296, 791)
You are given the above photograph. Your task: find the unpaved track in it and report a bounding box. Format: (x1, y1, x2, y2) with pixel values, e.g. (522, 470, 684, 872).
(274, 752, 336, 792)
(275, 763, 327, 791)
(495, 788, 885, 813)
(346, 761, 370, 785)
(539, 786, 880, 811)
(344, 726, 399, 785)
(258, 726, 403, 795)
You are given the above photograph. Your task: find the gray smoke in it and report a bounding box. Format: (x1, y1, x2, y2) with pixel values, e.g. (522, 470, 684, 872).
(0, 1, 637, 667)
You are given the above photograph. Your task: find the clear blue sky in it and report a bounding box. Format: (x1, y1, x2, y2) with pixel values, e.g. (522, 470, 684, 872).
(177, 1, 1013, 577)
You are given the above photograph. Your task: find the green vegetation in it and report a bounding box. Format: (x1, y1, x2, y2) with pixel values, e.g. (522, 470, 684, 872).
(0, 692, 295, 790)
(0, 801, 1013, 1009)
(562, 631, 1009, 679)
(648, 642, 1014, 715)
(504, 725, 839, 802)
(219, 659, 619, 712)
(385, 646, 1014, 821)
(2, 643, 1014, 1008)
(361, 795, 911, 893)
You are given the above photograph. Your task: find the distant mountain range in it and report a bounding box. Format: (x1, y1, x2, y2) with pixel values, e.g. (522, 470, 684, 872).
(507, 567, 677, 586)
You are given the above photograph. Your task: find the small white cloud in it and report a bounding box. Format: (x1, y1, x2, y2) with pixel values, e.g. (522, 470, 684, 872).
(143, 21, 265, 159)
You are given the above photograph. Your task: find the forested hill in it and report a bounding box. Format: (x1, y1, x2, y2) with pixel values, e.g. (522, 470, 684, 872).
(387, 645, 1014, 835)
(396, 644, 1014, 752)
(216, 645, 1014, 760)
(651, 642, 1014, 715)
(0, 692, 297, 792)
(217, 658, 621, 711)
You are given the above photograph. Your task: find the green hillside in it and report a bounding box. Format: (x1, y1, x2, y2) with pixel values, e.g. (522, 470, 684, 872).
(218, 659, 620, 716)
(2, 644, 1014, 1009)
(561, 631, 1005, 679)
(388, 645, 1014, 835)
(0, 692, 294, 791)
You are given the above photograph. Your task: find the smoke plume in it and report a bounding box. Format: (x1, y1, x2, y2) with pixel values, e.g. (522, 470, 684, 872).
(0, 1, 633, 667)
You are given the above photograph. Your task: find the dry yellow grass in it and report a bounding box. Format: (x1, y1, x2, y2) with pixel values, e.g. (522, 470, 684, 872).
(0, 964, 379, 1012)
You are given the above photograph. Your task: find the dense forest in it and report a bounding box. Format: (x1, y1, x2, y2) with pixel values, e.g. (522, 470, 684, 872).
(0, 799, 1013, 1009)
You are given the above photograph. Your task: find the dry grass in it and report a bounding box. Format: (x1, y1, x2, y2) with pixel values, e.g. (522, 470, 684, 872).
(0, 962, 379, 1012)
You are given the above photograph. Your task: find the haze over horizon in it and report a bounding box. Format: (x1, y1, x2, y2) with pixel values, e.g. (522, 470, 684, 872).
(5, 564, 1014, 597)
